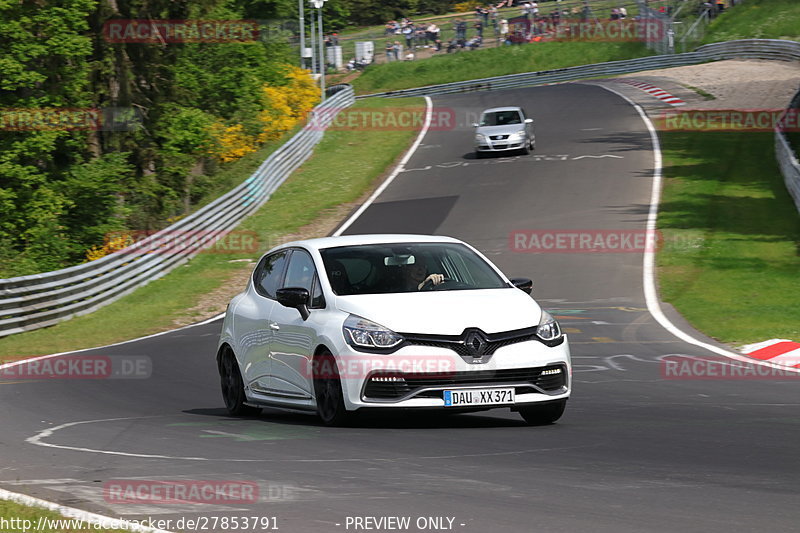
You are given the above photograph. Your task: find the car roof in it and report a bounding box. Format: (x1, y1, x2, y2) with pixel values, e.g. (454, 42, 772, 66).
(273, 234, 464, 253)
(480, 107, 523, 114)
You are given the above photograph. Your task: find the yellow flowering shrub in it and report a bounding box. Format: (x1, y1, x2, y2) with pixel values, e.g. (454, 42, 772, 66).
(208, 122, 259, 162)
(207, 65, 319, 162)
(85, 233, 134, 261)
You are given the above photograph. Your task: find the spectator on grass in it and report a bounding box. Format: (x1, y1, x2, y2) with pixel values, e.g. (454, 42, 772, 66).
(619, 7, 627, 19)
(385, 41, 395, 61)
(474, 20, 483, 38)
(499, 18, 509, 36)
(403, 24, 414, 48)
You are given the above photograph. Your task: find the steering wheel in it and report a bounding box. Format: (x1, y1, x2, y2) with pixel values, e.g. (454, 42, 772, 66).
(420, 277, 471, 291)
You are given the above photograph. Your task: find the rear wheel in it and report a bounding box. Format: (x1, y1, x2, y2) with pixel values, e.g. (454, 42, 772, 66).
(219, 348, 261, 416)
(518, 399, 566, 425)
(313, 350, 352, 426)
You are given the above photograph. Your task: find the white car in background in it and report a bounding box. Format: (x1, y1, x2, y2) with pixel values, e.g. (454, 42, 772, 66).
(217, 234, 570, 426)
(473, 106, 535, 156)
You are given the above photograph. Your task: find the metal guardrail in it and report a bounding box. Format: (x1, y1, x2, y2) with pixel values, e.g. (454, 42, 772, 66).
(362, 39, 800, 99)
(775, 90, 800, 213)
(0, 85, 356, 338)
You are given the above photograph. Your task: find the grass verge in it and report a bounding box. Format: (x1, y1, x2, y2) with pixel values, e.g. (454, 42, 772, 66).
(702, 0, 800, 43)
(0, 499, 128, 533)
(0, 97, 424, 359)
(352, 41, 652, 94)
(657, 131, 800, 345)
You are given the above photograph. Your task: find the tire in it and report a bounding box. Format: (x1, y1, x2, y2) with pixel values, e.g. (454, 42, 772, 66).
(313, 350, 352, 426)
(529, 137, 536, 151)
(518, 399, 566, 425)
(520, 140, 530, 155)
(219, 348, 261, 416)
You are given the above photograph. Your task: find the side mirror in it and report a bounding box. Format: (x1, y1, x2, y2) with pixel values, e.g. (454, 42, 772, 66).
(510, 277, 533, 294)
(524, 118, 533, 124)
(276, 287, 311, 320)
(472, 122, 479, 127)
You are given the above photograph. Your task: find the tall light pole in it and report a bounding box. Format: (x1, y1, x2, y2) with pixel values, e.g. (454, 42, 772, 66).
(298, 0, 305, 68)
(311, 0, 327, 101)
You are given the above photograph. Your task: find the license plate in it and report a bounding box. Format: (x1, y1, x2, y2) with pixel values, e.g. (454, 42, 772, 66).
(443, 388, 515, 407)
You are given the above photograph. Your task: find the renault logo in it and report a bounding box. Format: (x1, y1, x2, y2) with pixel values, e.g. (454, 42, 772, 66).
(464, 331, 488, 357)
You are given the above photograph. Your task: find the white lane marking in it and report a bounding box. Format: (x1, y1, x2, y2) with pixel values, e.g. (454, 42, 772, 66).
(26, 416, 594, 461)
(571, 155, 623, 160)
(0, 313, 224, 371)
(0, 487, 173, 533)
(596, 84, 800, 374)
(333, 96, 434, 236)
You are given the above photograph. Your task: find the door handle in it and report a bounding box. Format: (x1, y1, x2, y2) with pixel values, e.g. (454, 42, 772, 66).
(269, 323, 280, 330)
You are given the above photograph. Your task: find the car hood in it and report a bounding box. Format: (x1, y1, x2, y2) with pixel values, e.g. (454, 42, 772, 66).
(475, 124, 526, 136)
(334, 288, 542, 335)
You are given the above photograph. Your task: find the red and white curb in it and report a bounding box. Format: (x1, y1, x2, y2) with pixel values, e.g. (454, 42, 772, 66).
(741, 339, 800, 368)
(616, 80, 686, 106)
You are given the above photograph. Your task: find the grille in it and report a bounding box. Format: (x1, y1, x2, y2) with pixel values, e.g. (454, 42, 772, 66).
(490, 134, 510, 140)
(403, 328, 537, 357)
(363, 364, 567, 400)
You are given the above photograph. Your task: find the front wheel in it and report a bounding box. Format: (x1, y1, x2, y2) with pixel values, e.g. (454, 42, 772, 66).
(219, 348, 261, 416)
(313, 350, 352, 426)
(518, 399, 566, 425)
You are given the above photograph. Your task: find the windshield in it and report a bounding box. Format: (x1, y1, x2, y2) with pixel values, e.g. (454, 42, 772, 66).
(480, 110, 522, 126)
(320, 243, 509, 295)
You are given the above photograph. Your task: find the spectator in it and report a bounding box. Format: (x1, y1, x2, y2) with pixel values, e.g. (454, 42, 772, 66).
(393, 41, 402, 60)
(474, 20, 483, 38)
(402, 24, 413, 49)
(619, 7, 627, 19)
(434, 38, 442, 52)
(499, 18, 509, 37)
(427, 23, 440, 45)
(716, 0, 725, 12)
(385, 41, 395, 61)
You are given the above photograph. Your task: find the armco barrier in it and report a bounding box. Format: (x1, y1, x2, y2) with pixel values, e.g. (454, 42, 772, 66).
(362, 39, 800, 99)
(776, 90, 800, 212)
(0, 85, 355, 337)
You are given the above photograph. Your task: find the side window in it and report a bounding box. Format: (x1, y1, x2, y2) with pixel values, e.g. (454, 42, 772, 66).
(283, 249, 316, 291)
(254, 250, 288, 299)
(284, 249, 325, 309)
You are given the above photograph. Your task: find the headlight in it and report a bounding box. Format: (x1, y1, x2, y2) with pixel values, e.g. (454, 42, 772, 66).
(536, 310, 563, 345)
(475, 133, 485, 142)
(509, 130, 526, 139)
(343, 314, 404, 349)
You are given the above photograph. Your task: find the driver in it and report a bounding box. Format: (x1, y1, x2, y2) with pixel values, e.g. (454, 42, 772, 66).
(402, 261, 444, 291)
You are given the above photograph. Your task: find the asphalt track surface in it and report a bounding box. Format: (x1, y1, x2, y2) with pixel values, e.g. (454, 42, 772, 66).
(2, 84, 799, 533)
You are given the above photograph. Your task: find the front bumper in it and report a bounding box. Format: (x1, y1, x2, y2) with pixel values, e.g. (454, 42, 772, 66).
(335, 338, 571, 411)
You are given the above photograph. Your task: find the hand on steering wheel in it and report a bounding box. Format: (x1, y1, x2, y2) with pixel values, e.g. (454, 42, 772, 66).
(418, 274, 445, 290)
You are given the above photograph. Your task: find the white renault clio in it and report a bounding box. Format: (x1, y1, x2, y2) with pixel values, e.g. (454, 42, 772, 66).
(216, 234, 570, 426)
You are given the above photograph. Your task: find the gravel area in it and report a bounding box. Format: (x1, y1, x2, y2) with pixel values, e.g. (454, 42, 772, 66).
(620, 59, 800, 109)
